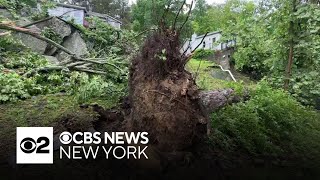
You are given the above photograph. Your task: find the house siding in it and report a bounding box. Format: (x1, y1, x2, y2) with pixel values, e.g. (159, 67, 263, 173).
(48, 6, 85, 25)
(182, 32, 235, 55)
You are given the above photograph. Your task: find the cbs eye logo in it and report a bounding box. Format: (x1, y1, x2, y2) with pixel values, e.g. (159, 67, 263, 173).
(16, 127, 53, 164)
(20, 137, 50, 154)
(59, 132, 72, 144)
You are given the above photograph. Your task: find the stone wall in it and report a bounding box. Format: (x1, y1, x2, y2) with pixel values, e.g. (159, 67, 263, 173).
(3, 11, 90, 65)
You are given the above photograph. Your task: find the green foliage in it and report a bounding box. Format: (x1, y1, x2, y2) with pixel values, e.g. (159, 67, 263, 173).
(0, 35, 26, 53)
(211, 81, 320, 159)
(204, 0, 320, 106)
(131, 0, 193, 40)
(192, 0, 255, 35)
(0, 12, 133, 104)
(186, 59, 254, 91)
(268, 70, 320, 107)
(187, 59, 224, 90)
(0, 0, 51, 19)
(192, 49, 214, 59)
(0, 0, 35, 12)
(0, 72, 31, 102)
(69, 72, 126, 104)
(30, 1, 55, 20)
(1, 52, 47, 70)
(0, 52, 48, 102)
(76, 17, 137, 57)
(41, 27, 63, 44)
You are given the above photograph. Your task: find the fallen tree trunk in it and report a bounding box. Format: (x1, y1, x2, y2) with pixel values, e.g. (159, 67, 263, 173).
(199, 89, 241, 114)
(198, 89, 243, 135)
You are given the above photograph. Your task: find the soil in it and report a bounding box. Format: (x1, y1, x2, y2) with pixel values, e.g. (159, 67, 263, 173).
(127, 29, 208, 152)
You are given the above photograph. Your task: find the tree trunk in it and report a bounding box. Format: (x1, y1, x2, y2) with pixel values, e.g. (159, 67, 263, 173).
(284, 0, 297, 90)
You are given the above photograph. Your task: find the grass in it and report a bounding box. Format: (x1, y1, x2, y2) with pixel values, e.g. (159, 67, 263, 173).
(187, 59, 227, 90)
(0, 94, 120, 158)
(186, 59, 255, 92)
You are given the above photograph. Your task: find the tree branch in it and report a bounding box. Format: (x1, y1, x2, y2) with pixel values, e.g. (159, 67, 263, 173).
(0, 22, 121, 75)
(191, 32, 208, 54)
(173, 0, 186, 30)
(23, 66, 67, 77)
(23, 66, 108, 77)
(178, 0, 194, 33)
(72, 67, 108, 75)
(0, 22, 76, 56)
(0, 31, 10, 36)
(22, 17, 53, 28)
(70, 57, 123, 71)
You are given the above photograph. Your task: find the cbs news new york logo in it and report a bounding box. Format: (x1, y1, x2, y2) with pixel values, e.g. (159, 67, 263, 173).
(16, 127, 149, 164)
(16, 127, 53, 164)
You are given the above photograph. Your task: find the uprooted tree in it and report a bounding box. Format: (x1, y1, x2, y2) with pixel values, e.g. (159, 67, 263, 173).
(126, 0, 210, 151)
(128, 35, 208, 151)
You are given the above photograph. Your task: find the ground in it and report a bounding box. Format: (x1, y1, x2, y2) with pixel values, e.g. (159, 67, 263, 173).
(0, 94, 120, 161)
(186, 59, 254, 91)
(1, 59, 320, 179)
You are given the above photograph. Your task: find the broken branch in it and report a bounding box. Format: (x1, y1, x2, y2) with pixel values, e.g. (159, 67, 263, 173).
(0, 22, 76, 56)
(191, 32, 209, 54)
(173, 0, 186, 30)
(22, 17, 53, 28)
(71, 57, 123, 72)
(72, 67, 108, 75)
(23, 66, 68, 77)
(23, 65, 108, 77)
(0, 31, 10, 36)
(178, 0, 194, 33)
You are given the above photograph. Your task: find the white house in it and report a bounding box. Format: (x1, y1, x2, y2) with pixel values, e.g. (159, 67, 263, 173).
(48, 3, 87, 25)
(182, 31, 236, 55)
(47, 3, 122, 29)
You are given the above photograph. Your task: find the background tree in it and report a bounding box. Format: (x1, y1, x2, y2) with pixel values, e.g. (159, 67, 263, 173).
(131, 0, 193, 40)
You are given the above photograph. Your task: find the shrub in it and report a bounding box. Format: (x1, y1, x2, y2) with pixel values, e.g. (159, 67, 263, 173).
(0, 72, 31, 102)
(69, 72, 126, 104)
(192, 49, 215, 59)
(211, 81, 320, 159)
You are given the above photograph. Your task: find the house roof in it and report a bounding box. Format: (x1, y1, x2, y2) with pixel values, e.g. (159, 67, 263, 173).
(56, 3, 87, 13)
(87, 11, 122, 24)
(196, 31, 222, 39)
(54, 3, 122, 24)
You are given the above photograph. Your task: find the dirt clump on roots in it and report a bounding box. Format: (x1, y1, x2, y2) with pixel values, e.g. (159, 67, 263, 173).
(128, 28, 208, 152)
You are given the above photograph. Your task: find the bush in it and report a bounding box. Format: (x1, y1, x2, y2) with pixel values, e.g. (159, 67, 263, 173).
(69, 72, 126, 104)
(0, 72, 31, 102)
(192, 49, 215, 59)
(211, 81, 320, 158)
(0, 18, 131, 104)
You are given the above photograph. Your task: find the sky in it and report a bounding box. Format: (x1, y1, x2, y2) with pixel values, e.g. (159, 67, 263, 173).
(128, 0, 226, 5)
